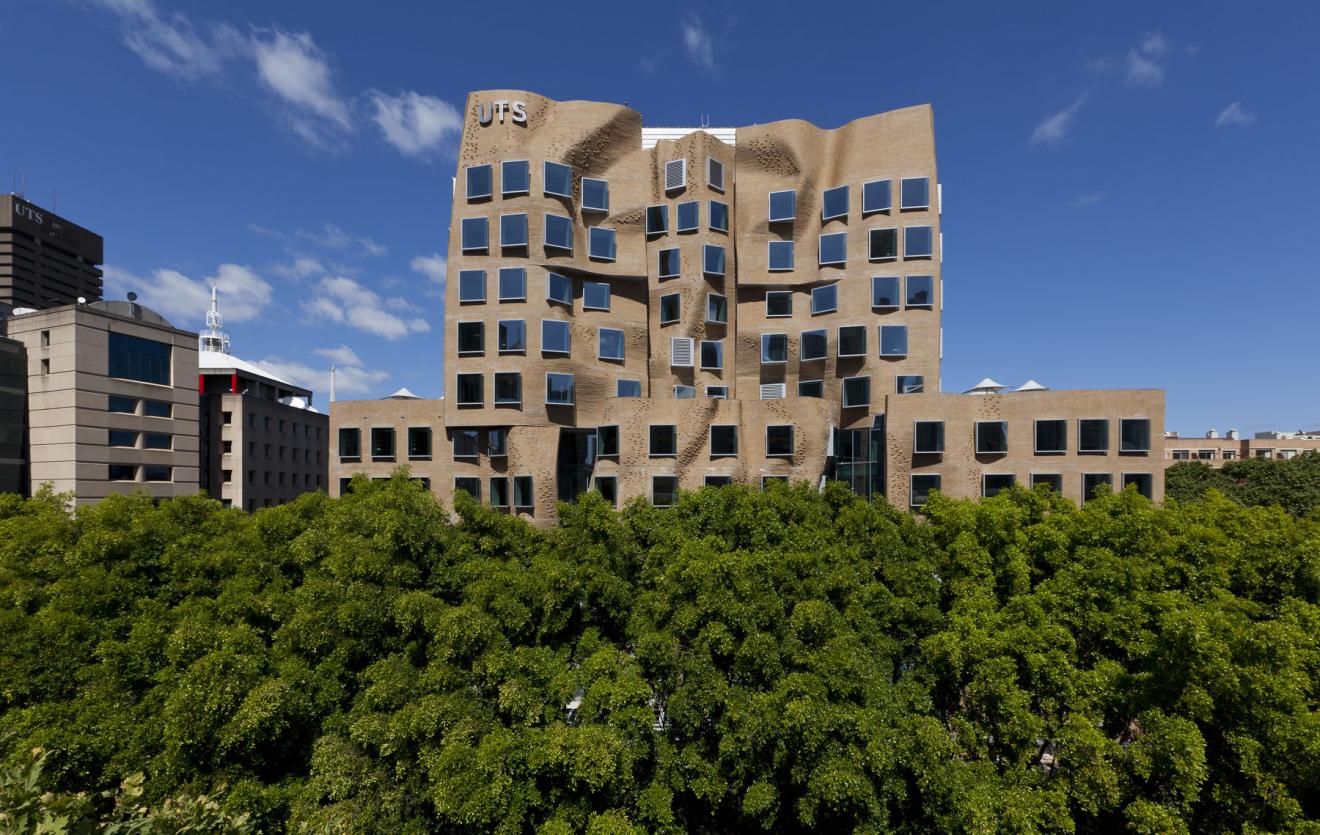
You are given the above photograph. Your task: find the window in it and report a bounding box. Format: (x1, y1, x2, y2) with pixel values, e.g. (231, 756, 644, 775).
(880, 325, 907, 357)
(1035, 420, 1067, 454)
(501, 159, 530, 195)
(703, 244, 725, 276)
(466, 164, 492, 200)
(143, 465, 171, 482)
(1121, 419, 1151, 453)
(546, 272, 572, 306)
(981, 474, 1015, 498)
(659, 293, 681, 324)
(766, 425, 795, 457)
(458, 270, 486, 303)
(544, 214, 574, 251)
(583, 282, 610, 311)
(707, 157, 725, 191)
(674, 385, 696, 399)
(818, 232, 847, 265)
(544, 161, 573, 197)
(599, 328, 625, 361)
(617, 379, 641, 398)
(454, 478, 481, 501)
(760, 382, 787, 400)
(710, 425, 738, 456)
(798, 379, 823, 398)
(457, 321, 484, 355)
(1083, 473, 1113, 502)
(905, 226, 934, 258)
(911, 474, 941, 507)
(108, 464, 136, 481)
(768, 240, 795, 271)
(664, 159, 686, 191)
(822, 185, 849, 220)
(1223, 450, 1238, 460)
(652, 476, 679, 508)
(461, 217, 488, 252)
(677, 201, 699, 232)
(546, 372, 575, 405)
(842, 376, 870, 408)
(769, 190, 796, 223)
(706, 293, 727, 324)
(709, 200, 729, 232)
(490, 477, 510, 508)
(514, 476, 534, 510)
(339, 428, 360, 458)
(646, 205, 669, 235)
(500, 213, 528, 247)
(649, 425, 677, 457)
(594, 476, 618, 507)
(371, 427, 396, 458)
(812, 284, 839, 315)
(408, 427, 432, 459)
(455, 373, 484, 406)
(976, 421, 1008, 454)
(108, 332, 170, 385)
(108, 429, 137, 447)
(498, 320, 526, 353)
(542, 320, 570, 354)
(1079, 419, 1110, 453)
(108, 395, 137, 414)
(589, 227, 616, 261)
(143, 432, 171, 450)
(221, 410, 232, 425)
(498, 267, 526, 301)
(914, 421, 945, 454)
(862, 179, 892, 213)
(222, 470, 232, 484)
(489, 429, 507, 458)
(1197, 449, 1216, 461)
(1124, 473, 1154, 499)
(838, 325, 867, 357)
(761, 333, 787, 364)
(581, 177, 609, 212)
(872, 276, 900, 308)
(657, 247, 681, 278)
(597, 425, 620, 457)
(1032, 473, 1063, 493)
(494, 372, 522, 405)
(706, 386, 728, 399)
(706, 475, 733, 487)
(671, 337, 694, 367)
(700, 340, 723, 370)
(453, 429, 480, 459)
(41, 358, 49, 375)
(901, 176, 930, 210)
(801, 329, 828, 361)
(906, 275, 934, 308)
(870, 228, 898, 261)
(896, 375, 924, 394)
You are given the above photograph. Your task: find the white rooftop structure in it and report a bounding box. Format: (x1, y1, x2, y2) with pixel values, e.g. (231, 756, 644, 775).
(198, 350, 300, 392)
(965, 377, 1006, 395)
(384, 387, 422, 400)
(641, 127, 737, 149)
(1015, 379, 1049, 392)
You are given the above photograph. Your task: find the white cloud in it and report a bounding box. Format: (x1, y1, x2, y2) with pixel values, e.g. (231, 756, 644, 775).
(1031, 95, 1086, 145)
(304, 276, 430, 340)
(251, 29, 350, 129)
(294, 223, 387, 256)
(313, 344, 363, 367)
(410, 253, 446, 286)
(1215, 102, 1255, 128)
(1125, 31, 1169, 86)
(270, 256, 325, 280)
(367, 90, 463, 158)
(1071, 192, 1106, 208)
(103, 262, 272, 325)
(92, 0, 228, 81)
(254, 357, 388, 398)
(681, 13, 716, 71)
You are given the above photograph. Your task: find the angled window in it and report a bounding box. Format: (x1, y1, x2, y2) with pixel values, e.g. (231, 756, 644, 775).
(703, 244, 726, 275)
(707, 157, 725, 191)
(671, 337, 694, 367)
(769, 189, 796, 223)
(1031, 473, 1063, 493)
(460, 217, 488, 252)
(880, 325, 908, 357)
(822, 185, 849, 221)
(498, 267, 526, 301)
(1035, 420, 1067, 454)
(652, 476, 679, 508)
(547, 272, 572, 305)
(371, 427, 396, 458)
(498, 320, 525, 353)
(983, 474, 1016, 498)
(108, 429, 137, 447)
(896, 375, 924, 394)
(766, 290, 793, 317)
(513, 475, 534, 510)
(674, 385, 696, 399)
(541, 319, 571, 354)
(760, 382, 787, 400)
(1121, 419, 1151, 453)
(911, 474, 941, 507)
(905, 225, 934, 258)
(339, 428, 361, 459)
(901, 176, 930, 210)
(711, 424, 738, 457)
(658, 247, 681, 278)
(457, 321, 484, 355)
(597, 425, 620, 457)
(583, 282, 610, 311)
(544, 161, 573, 197)
(705, 385, 728, 399)
(466, 164, 493, 200)
(455, 374, 484, 406)
(768, 240, 795, 271)
(144, 399, 171, 418)
(1083, 473, 1113, 502)
(872, 276, 900, 308)
(458, 269, 486, 303)
(646, 204, 669, 235)
(594, 476, 618, 507)
(616, 379, 642, 398)
(488, 427, 508, 457)
(1079, 419, 1110, 453)
(811, 284, 838, 315)
(599, 328, 625, 361)
(546, 372, 575, 405)
(766, 425, 795, 457)
(108, 395, 137, 414)
(581, 177, 609, 212)
(906, 275, 934, 308)
(649, 425, 677, 457)
(709, 200, 729, 232)
(677, 200, 699, 232)
(761, 333, 788, 364)
(862, 179, 892, 214)
(143, 466, 171, 482)
(818, 232, 847, 265)
(706, 293, 728, 324)
(838, 325, 867, 357)
(500, 213, 528, 248)
(490, 477, 510, 508)
(976, 421, 1009, 454)
(494, 372, 522, 405)
(664, 159, 686, 191)
(869, 228, 898, 261)
(1123, 473, 1154, 499)
(502, 159, 530, 195)
(914, 421, 945, 454)
(700, 340, 723, 370)
(544, 213, 574, 251)
(800, 328, 828, 361)
(659, 293, 680, 324)
(798, 379, 824, 398)
(454, 477, 481, 501)
(588, 226, 616, 261)
(841, 375, 870, 408)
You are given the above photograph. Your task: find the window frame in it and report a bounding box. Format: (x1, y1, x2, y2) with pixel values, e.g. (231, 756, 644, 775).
(498, 267, 526, 301)
(454, 373, 484, 406)
(1031, 473, 1064, 493)
(821, 185, 850, 221)
(1120, 418, 1152, 453)
(498, 319, 526, 354)
(588, 226, 616, 261)
(811, 284, 839, 315)
(543, 161, 573, 198)
(649, 424, 677, 458)
(905, 275, 935, 308)
(904, 225, 934, 259)
(703, 244, 726, 276)
(896, 375, 924, 394)
(841, 375, 870, 409)
(983, 473, 1016, 498)
(818, 231, 848, 266)
(800, 328, 828, 361)
(1034, 419, 1068, 454)
(1082, 473, 1114, 502)
(910, 473, 941, 507)
(541, 319, 571, 355)
(709, 200, 729, 232)
(768, 189, 796, 223)
(596, 425, 620, 458)
(699, 339, 723, 370)
(797, 379, 824, 398)
(457, 269, 486, 303)
(652, 475, 679, 508)
(543, 213, 574, 252)
(710, 424, 738, 457)
(768, 239, 795, 271)
(658, 247, 681, 278)
(862, 178, 892, 214)
(761, 333, 788, 365)
(871, 276, 901, 309)
(546, 372, 575, 406)
(914, 420, 945, 454)
(456, 320, 485, 356)
(582, 281, 611, 311)
(513, 475, 534, 510)
(976, 421, 1009, 455)
(501, 159, 530, 196)
(646, 204, 669, 235)
(879, 324, 908, 357)
(766, 424, 795, 457)
(580, 177, 610, 212)
(765, 290, 793, 318)
(676, 200, 700, 233)
(1079, 419, 1110, 454)
(900, 176, 931, 210)
(837, 325, 867, 358)
(706, 293, 728, 324)
(466, 163, 493, 200)
(707, 156, 725, 192)
(500, 212, 528, 248)
(546, 272, 572, 306)
(493, 371, 522, 406)
(598, 327, 626, 361)
(460, 217, 488, 252)
(869, 227, 898, 261)
(659, 293, 680, 325)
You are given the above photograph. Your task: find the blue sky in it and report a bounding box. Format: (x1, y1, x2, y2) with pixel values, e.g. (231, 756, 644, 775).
(2, 1, 1317, 434)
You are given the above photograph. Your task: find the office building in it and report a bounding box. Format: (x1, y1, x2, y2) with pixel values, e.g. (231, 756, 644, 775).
(1, 194, 103, 309)
(1165, 429, 1320, 465)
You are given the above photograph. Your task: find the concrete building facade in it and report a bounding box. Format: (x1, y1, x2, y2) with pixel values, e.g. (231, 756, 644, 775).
(1, 195, 103, 309)
(1164, 430, 1320, 465)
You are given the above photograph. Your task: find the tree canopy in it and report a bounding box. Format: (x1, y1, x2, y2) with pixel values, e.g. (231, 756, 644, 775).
(1, 476, 1318, 833)
(1166, 451, 1320, 517)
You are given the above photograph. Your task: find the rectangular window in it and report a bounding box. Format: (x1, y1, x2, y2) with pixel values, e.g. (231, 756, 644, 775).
(870, 228, 898, 261)
(699, 340, 723, 370)
(818, 232, 847, 265)
(108, 395, 137, 413)
(761, 333, 787, 364)
(674, 385, 696, 399)
(769, 189, 796, 223)
(706, 293, 727, 324)
(646, 205, 669, 235)
(1121, 419, 1151, 453)
(546, 272, 572, 306)
(1123, 473, 1154, 499)
(494, 372, 522, 405)
(514, 475, 534, 510)
(453, 429, 480, 459)
(649, 425, 677, 457)
(143, 465, 171, 482)
(703, 244, 725, 276)
(659, 293, 680, 324)
(761, 291, 793, 319)
(652, 476, 679, 508)
(711, 425, 738, 456)
(1079, 419, 1110, 453)
(460, 217, 488, 252)
(768, 240, 795, 271)
(1035, 420, 1068, 453)
(798, 379, 823, 398)
(588, 227, 616, 261)
(812, 284, 838, 315)
(457, 321, 484, 355)
(664, 159, 687, 191)
(546, 372, 575, 406)
(800, 329, 827, 361)
(455, 373, 484, 405)
(490, 477, 510, 508)
(583, 282, 610, 311)
(872, 276, 900, 308)
(502, 159, 530, 195)
(905, 226, 934, 258)
(595, 476, 618, 507)
(709, 200, 729, 232)
(371, 427, 396, 458)
(108, 463, 136, 481)
(983, 474, 1016, 498)
(658, 247, 681, 278)
(458, 269, 486, 303)
(498, 320, 526, 353)
(407, 427, 432, 458)
(489, 428, 507, 458)
(108, 429, 137, 447)
(597, 425, 620, 457)
(544, 161, 573, 197)
(467, 164, 492, 200)
(143, 432, 171, 450)
(911, 474, 941, 507)
(822, 185, 849, 220)
(500, 213, 528, 247)
(842, 376, 870, 408)
(454, 478, 481, 501)
(599, 328, 625, 361)
(671, 337, 694, 368)
(760, 383, 787, 400)
(706, 475, 733, 487)
(706, 386, 728, 399)
(581, 177, 609, 212)
(896, 375, 924, 394)
(707, 157, 725, 191)
(766, 424, 794, 457)
(221, 410, 232, 425)
(108, 332, 171, 385)
(914, 421, 945, 454)
(617, 379, 642, 398)
(838, 325, 867, 357)
(906, 275, 934, 307)
(1032, 473, 1063, 493)
(541, 320, 570, 354)
(677, 200, 699, 232)
(901, 176, 930, 210)
(880, 325, 908, 357)
(339, 428, 360, 458)
(862, 179, 892, 213)
(976, 421, 1009, 454)
(1083, 473, 1113, 502)
(544, 214, 574, 251)
(498, 267, 526, 301)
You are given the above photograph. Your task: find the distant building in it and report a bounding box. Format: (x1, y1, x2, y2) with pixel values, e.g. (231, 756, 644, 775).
(0, 194, 104, 309)
(330, 390, 443, 496)
(1163, 429, 1320, 465)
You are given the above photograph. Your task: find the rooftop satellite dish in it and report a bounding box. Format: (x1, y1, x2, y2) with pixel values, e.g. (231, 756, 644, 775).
(126, 292, 138, 302)
(76, 297, 86, 304)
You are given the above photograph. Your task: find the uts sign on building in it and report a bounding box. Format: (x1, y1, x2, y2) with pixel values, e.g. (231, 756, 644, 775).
(476, 99, 528, 126)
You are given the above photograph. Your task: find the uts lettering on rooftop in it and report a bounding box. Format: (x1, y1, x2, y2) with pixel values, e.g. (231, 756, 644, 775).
(477, 100, 527, 126)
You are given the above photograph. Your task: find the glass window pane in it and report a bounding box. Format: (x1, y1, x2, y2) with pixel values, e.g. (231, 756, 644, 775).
(700, 340, 723, 369)
(766, 291, 793, 317)
(1123, 473, 1154, 499)
(766, 425, 794, 456)
(769, 190, 796, 222)
(617, 379, 642, 397)
(541, 320, 570, 353)
(544, 161, 573, 197)
(659, 294, 680, 324)
(811, 285, 838, 314)
(801, 329, 827, 361)
(1035, 420, 1067, 453)
(581, 178, 609, 211)
(1032, 473, 1063, 493)
(372, 427, 396, 457)
(709, 201, 729, 232)
(872, 276, 900, 308)
(646, 205, 668, 234)
(142, 465, 171, 482)
(870, 228, 898, 260)
(457, 321, 484, 354)
(108, 429, 137, 447)
(1083, 473, 1113, 502)
(1121, 419, 1151, 452)
(583, 282, 610, 310)
(339, 428, 361, 458)
(838, 326, 866, 357)
(588, 227, 616, 260)
(649, 425, 677, 456)
(408, 427, 432, 458)
(461, 217, 488, 251)
(498, 267, 526, 301)
(143, 400, 170, 418)
(906, 275, 934, 307)
(983, 474, 1015, 498)
(901, 177, 930, 209)
(768, 240, 794, 271)
(677, 201, 699, 231)
(597, 425, 620, 457)
(704, 244, 725, 275)
(798, 380, 823, 398)
(494, 372, 522, 404)
(467, 164, 492, 199)
(862, 179, 891, 213)
(652, 476, 678, 507)
(658, 248, 680, 278)
(1079, 419, 1109, 452)
(514, 476, 534, 509)
(500, 213, 528, 247)
(458, 270, 486, 303)
(896, 375, 924, 394)
(822, 185, 849, 220)
(761, 334, 787, 363)
(547, 272, 572, 305)
(706, 294, 727, 324)
(545, 214, 573, 251)
(546, 373, 575, 405)
(976, 421, 1009, 454)
(108, 395, 137, 413)
(880, 325, 907, 357)
(498, 320, 525, 352)
(905, 226, 933, 258)
(455, 375, 483, 405)
(914, 421, 944, 454)
(842, 376, 870, 408)
(599, 328, 625, 360)
(819, 232, 847, 265)
(108, 333, 171, 385)
(711, 425, 738, 456)
(502, 160, 529, 194)
(911, 474, 941, 506)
